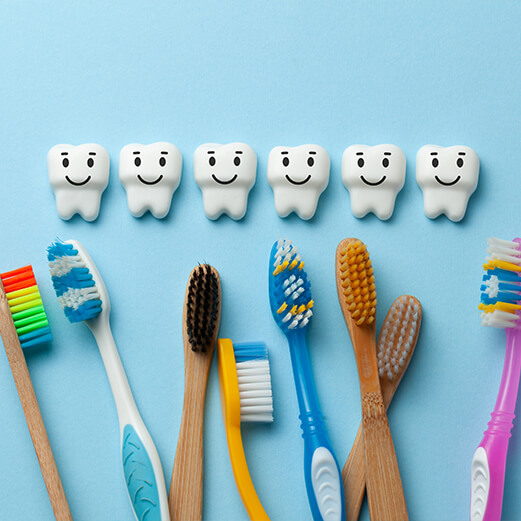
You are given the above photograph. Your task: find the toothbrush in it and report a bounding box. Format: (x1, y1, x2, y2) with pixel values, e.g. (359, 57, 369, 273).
(0, 266, 72, 521)
(343, 295, 422, 521)
(169, 264, 221, 521)
(335, 238, 407, 521)
(47, 240, 169, 521)
(217, 339, 273, 521)
(268, 239, 345, 521)
(472, 237, 521, 521)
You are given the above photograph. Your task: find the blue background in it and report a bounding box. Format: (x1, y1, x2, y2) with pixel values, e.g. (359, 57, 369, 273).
(0, 1, 520, 519)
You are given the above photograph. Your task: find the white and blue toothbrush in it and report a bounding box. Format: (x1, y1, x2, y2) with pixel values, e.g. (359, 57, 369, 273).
(48, 239, 170, 521)
(268, 239, 345, 521)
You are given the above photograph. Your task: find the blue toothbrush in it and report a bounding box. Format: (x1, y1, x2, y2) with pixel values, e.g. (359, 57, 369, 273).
(48, 239, 170, 521)
(268, 239, 345, 521)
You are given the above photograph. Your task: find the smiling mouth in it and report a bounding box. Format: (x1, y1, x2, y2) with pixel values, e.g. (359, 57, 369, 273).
(360, 175, 386, 187)
(435, 175, 461, 187)
(65, 175, 91, 186)
(285, 174, 311, 186)
(137, 174, 163, 186)
(212, 173, 238, 185)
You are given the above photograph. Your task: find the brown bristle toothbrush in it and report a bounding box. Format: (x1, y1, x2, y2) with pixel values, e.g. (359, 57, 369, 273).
(169, 264, 221, 521)
(343, 295, 422, 521)
(335, 238, 408, 521)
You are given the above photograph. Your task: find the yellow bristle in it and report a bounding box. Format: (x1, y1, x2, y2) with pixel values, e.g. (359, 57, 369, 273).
(277, 303, 287, 314)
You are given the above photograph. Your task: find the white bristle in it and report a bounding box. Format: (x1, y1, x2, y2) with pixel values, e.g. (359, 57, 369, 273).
(481, 310, 518, 328)
(48, 254, 85, 277)
(486, 237, 521, 264)
(237, 359, 273, 423)
(57, 287, 100, 310)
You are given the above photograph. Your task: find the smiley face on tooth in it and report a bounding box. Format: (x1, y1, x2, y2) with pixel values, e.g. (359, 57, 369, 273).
(342, 144, 406, 220)
(48, 143, 110, 222)
(416, 145, 479, 222)
(119, 142, 182, 219)
(267, 145, 330, 220)
(194, 143, 257, 220)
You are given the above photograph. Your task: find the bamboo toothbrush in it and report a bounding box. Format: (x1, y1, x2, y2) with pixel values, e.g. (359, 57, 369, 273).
(335, 238, 408, 521)
(0, 265, 72, 521)
(169, 264, 221, 521)
(343, 295, 421, 521)
(48, 240, 170, 521)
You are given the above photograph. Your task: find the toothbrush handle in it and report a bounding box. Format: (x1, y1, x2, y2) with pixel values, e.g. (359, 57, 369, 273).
(470, 328, 521, 521)
(301, 412, 345, 521)
(92, 322, 170, 521)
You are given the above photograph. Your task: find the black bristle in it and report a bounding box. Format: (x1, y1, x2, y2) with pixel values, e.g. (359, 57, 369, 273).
(185, 264, 220, 353)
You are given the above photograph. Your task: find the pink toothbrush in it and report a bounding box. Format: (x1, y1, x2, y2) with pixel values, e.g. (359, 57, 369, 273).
(472, 237, 521, 521)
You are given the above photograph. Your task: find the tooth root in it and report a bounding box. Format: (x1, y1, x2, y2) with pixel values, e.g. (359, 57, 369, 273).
(194, 142, 257, 220)
(268, 144, 330, 221)
(48, 143, 110, 222)
(342, 144, 405, 221)
(119, 142, 182, 219)
(416, 145, 479, 222)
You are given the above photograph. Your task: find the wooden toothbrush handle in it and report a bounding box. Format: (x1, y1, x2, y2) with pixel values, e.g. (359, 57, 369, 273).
(362, 392, 408, 521)
(0, 286, 73, 521)
(342, 423, 365, 521)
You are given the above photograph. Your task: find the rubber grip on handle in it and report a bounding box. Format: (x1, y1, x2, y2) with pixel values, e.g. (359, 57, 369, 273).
(310, 447, 343, 521)
(122, 424, 162, 521)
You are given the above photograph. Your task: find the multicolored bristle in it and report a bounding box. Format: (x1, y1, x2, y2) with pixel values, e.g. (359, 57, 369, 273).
(233, 342, 273, 423)
(269, 239, 313, 332)
(337, 239, 376, 326)
(47, 241, 102, 323)
(377, 296, 420, 381)
(479, 237, 521, 328)
(186, 264, 220, 352)
(0, 266, 52, 348)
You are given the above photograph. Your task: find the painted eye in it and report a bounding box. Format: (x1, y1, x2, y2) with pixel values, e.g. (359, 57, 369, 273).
(432, 158, 439, 168)
(62, 158, 69, 168)
(87, 158, 94, 168)
(382, 158, 389, 168)
(159, 157, 166, 167)
(457, 158, 464, 168)
(134, 157, 141, 167)
(307, 157, 314, 167)
(209, 156, 216, 167)
(357, 158, 364, 168)
(234, 156, 241, 167)
(282, 157, 289, 167)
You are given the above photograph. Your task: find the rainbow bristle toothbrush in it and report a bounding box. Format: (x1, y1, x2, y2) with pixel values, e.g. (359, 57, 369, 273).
(217, 339, 273, 521)
(268, 239, 345, 521)
(47, 240, 170, 521)
(0, 266, 72, 521)
(472, 237, 521, 521)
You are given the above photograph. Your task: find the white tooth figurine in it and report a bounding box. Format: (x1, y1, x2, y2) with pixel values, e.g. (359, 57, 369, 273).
(416, 145, 479, 222)
(267, 144, 330, 220)
(342, 144, 406, 220)
(193, 143, 257, 220)
(48, 144, 110, 222)
(119, 142, 182, 219)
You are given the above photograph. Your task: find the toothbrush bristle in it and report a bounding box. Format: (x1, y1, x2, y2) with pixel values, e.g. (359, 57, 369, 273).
(269, 239, 313, 332)
(0, 266, 53, 348)
(480, 237, 521, 328)
(338, 239, 376, 326)
(47, 241, 102, 323)
(186, 264, 220, 352)
(377, 296, 420, 381)
(233, 342, 273, 423)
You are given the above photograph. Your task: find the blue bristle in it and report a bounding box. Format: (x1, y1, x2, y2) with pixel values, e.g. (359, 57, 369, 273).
(19, 327, 53, 348)
(233, 342, 268, 363)
(47, 240, 103, 323)
(481, 268, 521, 306)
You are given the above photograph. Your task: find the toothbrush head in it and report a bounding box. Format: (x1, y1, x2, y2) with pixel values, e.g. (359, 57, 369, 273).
(336, 238, 376, 327)
(268, 239, 313, 333)
(0, 266, 53, 348)
(184, 264, 221, 353)
(377, 295, 421, 386)
(47, 239, 106, 323)
(479, 237, 521, 328)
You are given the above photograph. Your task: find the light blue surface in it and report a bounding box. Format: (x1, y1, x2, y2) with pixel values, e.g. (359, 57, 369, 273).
(0, 1, 520, 520)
